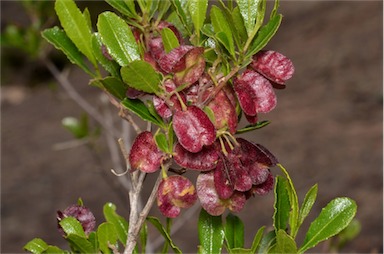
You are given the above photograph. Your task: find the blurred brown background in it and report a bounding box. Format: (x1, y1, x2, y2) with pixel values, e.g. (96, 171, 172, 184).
(1, 1, 383, 253)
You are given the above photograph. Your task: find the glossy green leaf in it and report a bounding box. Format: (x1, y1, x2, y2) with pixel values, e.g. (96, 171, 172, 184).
(156, 1, 172, 22)
(298, 184, 318, 229)
(59, 217, 86, 238)
(154, 132, 169, 153)
(299, 198, 357, 253)
(237, 0, 260, 37)
(188, 0, 208, 36)
(82, 8, 92, 32)
(198, 209, 225, 254)
(216, 31, 235, 56)
(103, 203, 128, 245)
(257, 230, 276, 253)
(161, 27, 180, 53)
(246, 14, 282, 58)
(121, 98, 164, 127)
(91, 76, 127, 101)
(97, 222, 118, 254)
(251, 226, 265, 253)
(273, 176, 290, 233)
(235, 120, 270, 134)
(210, 6, 234, 56)
(88, 232, 98, 251)
(65, 234, 95, 253)
(91, 33, 120, 78)
(224, 213, 244, 249)
(121, 60, 161, 94)
(55, 0, 96, 66)
(41, 27, 94, 77)
(105, 0, 138, 18)
(166, 11, 188, 38)
(231, 6, 248, 45)
(278, 164, 299, 238)
(97, 11, 140, 66)
(44, 246, 66, 253)
(146, 216, 182, 254)
(23, 238, 48, 254)
(171, 0, 192, 36)
(269, 229, 297, 253)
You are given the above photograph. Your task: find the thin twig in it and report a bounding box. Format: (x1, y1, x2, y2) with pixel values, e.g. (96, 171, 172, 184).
(43, 59, 120, 138)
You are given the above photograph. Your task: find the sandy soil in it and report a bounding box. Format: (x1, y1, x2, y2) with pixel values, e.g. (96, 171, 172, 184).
(1, 1, 383, 253)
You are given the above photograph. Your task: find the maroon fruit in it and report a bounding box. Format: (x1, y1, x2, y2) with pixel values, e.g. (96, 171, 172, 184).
(157, 175, 197, 218)
(129, 131, 164, 173)
(197, 172, 246, 216)
(158, 45, 194, 73)
(173, 143, 219, 171)
(57, 204, 96, 236)
(250, 50, 294, 85)
(173, 47, 205, 87)
(172, 106, 216, 153)
(233, 69, 277, 115)
(206, 89, 238, 134)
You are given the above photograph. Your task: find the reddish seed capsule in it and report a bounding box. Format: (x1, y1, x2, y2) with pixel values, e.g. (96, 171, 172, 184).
(233, 69, 277, 115)
(129, 131, 164, 173)
(250, 50, 294, 85)
(57, 204, 96, 236)
(157, 175, 197, 218)
(172, 106, 216, 153)
(173, 143, 219, 171)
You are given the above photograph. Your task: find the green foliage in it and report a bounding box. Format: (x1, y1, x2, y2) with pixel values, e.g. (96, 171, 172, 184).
(198, 209, 225, 254)
(22, 0, 359, 253)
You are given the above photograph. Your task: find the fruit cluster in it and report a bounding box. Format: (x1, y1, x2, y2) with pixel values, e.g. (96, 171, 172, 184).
(127, 21, 294, 217)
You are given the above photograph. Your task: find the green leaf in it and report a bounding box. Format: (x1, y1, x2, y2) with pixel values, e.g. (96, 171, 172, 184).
(103, 203, 129, 245)
(277, 164, 300, 238)
(154, 132, 169, 153)
(44, 246, 66, 253)
(97, 11, 140, 66)
(91, 76, 127, 101)
(299, 198, 357, 253)
(146, 216, 182, 254)
(41, 27, 95, 77)
(246, 14, 282, 58)
(91, 33, 121, 78)
(139, 220, 148, 253)
(167, 11, 188, 38)
(55, 0, 96, 66)
(121, 98, 164, 127)
(23, 238, 48, 254)
(88, 232, 99, 251)
(210, 6, 235, 56)
(161, 27, 180, 53)
(62, 115, 89, 139)
(257, 230, 276, 253)
(251, 226, 265, 253)
(224, 213, 244, 249)
(66, 234, 95, 253)
(97, 222, 118, 254)
(298, 184, 318, 229)
(188, 0, 208, 36)
(121, 60, 161, 94)
(105, 0, 138, 18)
(235, 120, 270, 134)
(59, 217, 87, 238)
(198, 209, 225, 254)
(237, 0, 260, 37)
(273, 176, 290, 233)
(270, 229, 297, 253)
(229, 248, 253, 254)
(231, 6, 248, 45)
(170, 0, 192, 36)
(156, 1, 172, 22)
